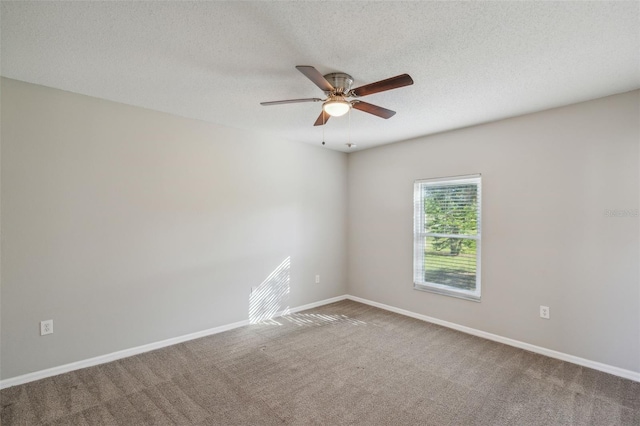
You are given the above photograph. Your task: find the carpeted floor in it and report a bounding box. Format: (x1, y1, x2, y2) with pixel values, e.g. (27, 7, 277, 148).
(1, 300, 639, 425)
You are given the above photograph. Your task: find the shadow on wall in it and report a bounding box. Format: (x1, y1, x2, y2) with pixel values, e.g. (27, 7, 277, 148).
(249, 256, 291, 324)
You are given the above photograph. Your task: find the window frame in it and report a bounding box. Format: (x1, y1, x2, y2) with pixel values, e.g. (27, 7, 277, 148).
(413, 174, 482, 302)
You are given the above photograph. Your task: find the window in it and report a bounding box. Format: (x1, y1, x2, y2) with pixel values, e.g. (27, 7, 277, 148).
(413, 175, 481, 301)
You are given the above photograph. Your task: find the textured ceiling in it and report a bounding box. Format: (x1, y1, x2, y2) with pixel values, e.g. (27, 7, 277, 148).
(2, 1, 639, 152)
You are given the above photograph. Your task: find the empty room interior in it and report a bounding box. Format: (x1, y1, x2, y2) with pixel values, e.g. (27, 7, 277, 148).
(1, 2, 639, 425)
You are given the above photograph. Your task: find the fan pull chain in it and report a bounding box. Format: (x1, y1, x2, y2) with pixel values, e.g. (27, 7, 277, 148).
(345, 106, 356, 149)
(348, 107, 351, 146)
(322, 111, 325, 145)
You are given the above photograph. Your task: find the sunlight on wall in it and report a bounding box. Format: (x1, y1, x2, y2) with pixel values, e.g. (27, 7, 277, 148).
(248, 256, 368, 327)
(249, 256, 291, 324)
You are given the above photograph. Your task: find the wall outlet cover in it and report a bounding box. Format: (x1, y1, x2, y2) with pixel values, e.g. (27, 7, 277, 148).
(540, 306, 550, 319)
(40, 320, 53, 335)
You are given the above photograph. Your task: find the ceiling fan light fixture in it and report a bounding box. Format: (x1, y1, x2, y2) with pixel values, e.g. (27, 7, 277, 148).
(323, 99, 351, 117)
(260, 66, 413, 126)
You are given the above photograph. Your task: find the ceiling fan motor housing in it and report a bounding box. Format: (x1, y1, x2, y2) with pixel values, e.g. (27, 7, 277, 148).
(324, 73, 354, 95)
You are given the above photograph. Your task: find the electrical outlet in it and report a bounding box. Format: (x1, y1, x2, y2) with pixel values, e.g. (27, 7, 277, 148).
(40, 320, 53, 335)
(315, 275, 320, 284)
(540, 306, 550, 319)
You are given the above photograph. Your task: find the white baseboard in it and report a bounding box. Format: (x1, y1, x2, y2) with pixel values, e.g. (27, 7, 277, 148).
(0, 294, 349, 389)
(280, 294, 348, 316)
(0, 318, 247, 390)
(3, 293, 636, 388)
(346, 295, 640, 383)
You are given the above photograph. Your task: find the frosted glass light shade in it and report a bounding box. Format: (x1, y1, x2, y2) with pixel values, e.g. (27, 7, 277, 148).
(323, 100, 351, 117)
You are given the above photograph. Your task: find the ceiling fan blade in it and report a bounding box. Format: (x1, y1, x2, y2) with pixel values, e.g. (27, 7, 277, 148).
(313, 110, 331, 126)
(261, 98, 322, 106)
(351, 101, 396, 119)
(296, 66, 334, 92)
(351, 74, 414, 97)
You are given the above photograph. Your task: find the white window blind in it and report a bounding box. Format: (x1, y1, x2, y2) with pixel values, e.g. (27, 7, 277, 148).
(413, 175, 481, 301)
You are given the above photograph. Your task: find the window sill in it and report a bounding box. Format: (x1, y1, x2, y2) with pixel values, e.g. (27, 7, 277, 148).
(414, 282, 481, 302)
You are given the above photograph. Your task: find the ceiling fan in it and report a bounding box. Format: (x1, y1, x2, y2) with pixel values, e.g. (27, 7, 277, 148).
(261, 66, 414, 126)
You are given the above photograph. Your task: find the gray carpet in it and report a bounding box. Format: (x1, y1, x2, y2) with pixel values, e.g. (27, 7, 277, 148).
(1, 300, 639, 425)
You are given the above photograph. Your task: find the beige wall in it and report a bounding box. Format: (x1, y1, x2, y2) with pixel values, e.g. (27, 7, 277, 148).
(2, 78, 639, 380)
(348, 90, 640, 373)
(1, 78, 348, 379)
